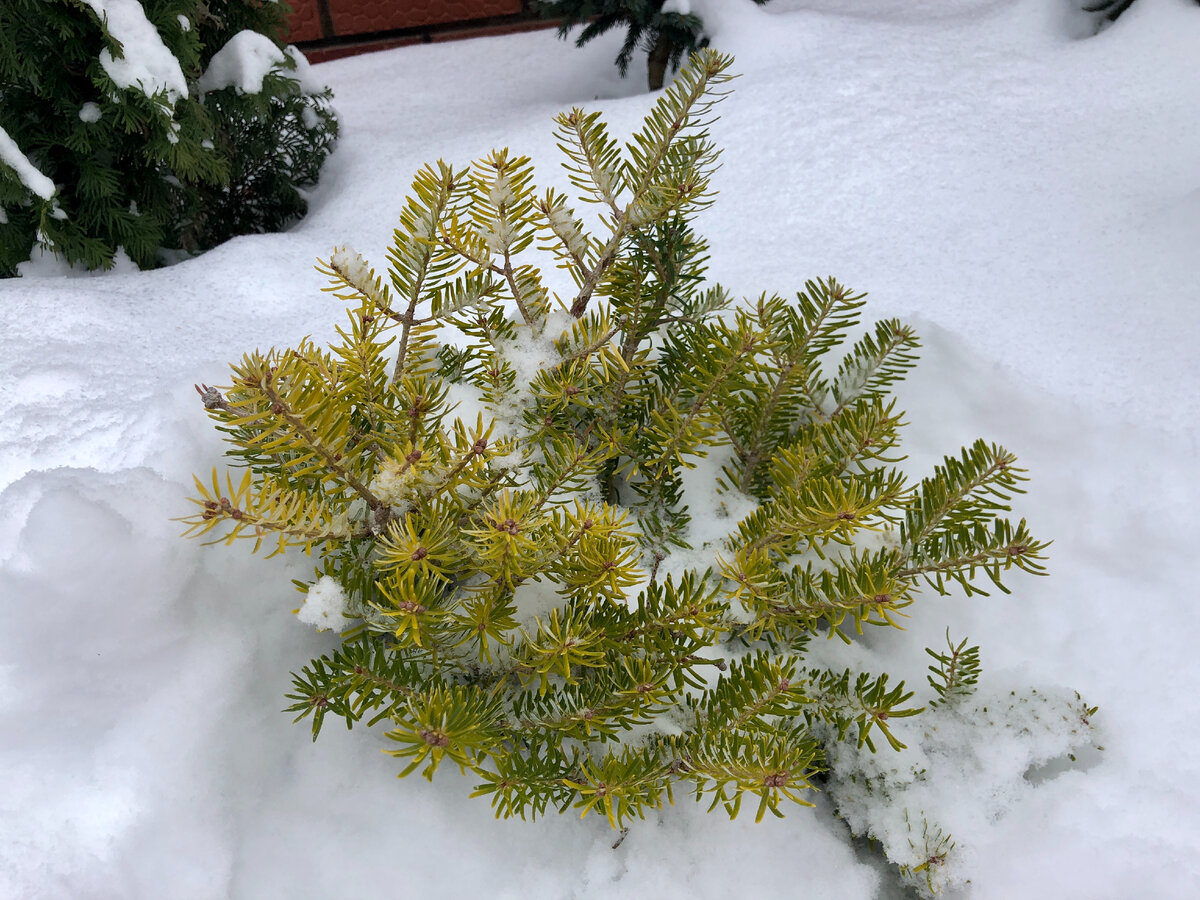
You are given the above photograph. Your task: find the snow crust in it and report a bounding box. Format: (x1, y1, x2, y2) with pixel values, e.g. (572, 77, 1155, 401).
(81, 0, 187, 103)
(197, 30, 287, 95)
(3, 0, 1200, 896)
(0, 125, 55, 199)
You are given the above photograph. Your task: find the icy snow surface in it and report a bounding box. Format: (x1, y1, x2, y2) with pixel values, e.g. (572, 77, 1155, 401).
(3, 0, 1200, 896)
(197, 30, 288, 95)
(80, 0, 187, 103)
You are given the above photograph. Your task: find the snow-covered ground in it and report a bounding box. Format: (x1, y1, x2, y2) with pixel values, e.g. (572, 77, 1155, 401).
(3, 0, 1199, 896)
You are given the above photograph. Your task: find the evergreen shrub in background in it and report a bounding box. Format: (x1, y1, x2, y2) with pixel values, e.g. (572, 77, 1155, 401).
(536, 0, 771, 91)
(184, 52, 1092, 891)
(0, 0, 337, 276)
(1083, 0, 1200, 29)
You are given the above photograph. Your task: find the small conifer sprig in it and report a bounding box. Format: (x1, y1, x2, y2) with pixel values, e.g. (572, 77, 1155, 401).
(926, 631, 982, 708)
(184, 51, 1050, 830)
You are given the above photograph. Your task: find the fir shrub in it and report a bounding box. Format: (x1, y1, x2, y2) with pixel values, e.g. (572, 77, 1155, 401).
(184, 52, 1053, 839)
(0, 0, 337, 276)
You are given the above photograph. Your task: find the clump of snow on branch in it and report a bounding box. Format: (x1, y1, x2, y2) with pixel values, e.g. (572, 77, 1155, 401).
(296, 576, 352, 631)
(370, 457, 417, 510)
(197, 30, 287, 95)
(80, 0, 187, 103)
(0, 126, 56, 200)
(329, 245, 378, 298)
(284, 46, 328, 96)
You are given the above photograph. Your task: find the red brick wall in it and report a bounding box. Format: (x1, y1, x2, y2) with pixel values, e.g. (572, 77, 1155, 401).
(288, 0, 526, 41)
(286, 0, 325, 42)
(331, 0, 522, 34)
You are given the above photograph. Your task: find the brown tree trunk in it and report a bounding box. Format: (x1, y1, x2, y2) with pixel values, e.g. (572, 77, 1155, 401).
(647, 33, 672, 91)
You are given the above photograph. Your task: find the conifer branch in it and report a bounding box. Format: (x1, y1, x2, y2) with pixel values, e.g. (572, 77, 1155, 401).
(554, 107, 624, 217)
(388, 161, 464, 381)
(901, 440, 1030, 560)
(258, 376, 383, 512)
(926, 631, 981, 707)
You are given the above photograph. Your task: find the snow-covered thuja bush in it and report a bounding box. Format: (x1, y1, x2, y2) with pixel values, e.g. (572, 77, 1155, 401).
(535, 0, 771, 91)
(0, 0, 336, 276)
(184, 52, 1078, 884)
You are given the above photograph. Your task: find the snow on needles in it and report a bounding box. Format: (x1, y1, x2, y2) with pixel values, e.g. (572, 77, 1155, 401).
(79, 0, 187, 103)
(296, 576, 352, 631)
(0, 126, 55, 199)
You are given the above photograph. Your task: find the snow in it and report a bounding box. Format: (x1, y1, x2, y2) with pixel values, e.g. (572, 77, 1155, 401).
(3, 0, 1200, 896)
(822, 683, 1101, 894)
(197, 30, 287, 95)
(78, 102, 103, 123)
(295, 576, 352, 631)
(285, 45, 329, 97)
(0, 124, 55, 199)
(80, 0, 187, 104)
(15, 245, 138, 278)
(370, 454, 417, 509)
(328, 244, 374, 294)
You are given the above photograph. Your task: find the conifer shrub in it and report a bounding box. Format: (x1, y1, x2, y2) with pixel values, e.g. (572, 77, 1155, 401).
(0, 0, 336, 276)
(1082, 0, 1199, 29)
(536, 0, 771, 91)
(1081, 0, 1140, 27)
(183, 52, 1054, 843)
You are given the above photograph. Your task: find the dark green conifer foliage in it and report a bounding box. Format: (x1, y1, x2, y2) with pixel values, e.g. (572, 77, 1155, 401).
(1087, 0, 1135, 17)
(1083, 0, 1199, 28)
(183, 52, 1050, 831)
(0, 0, 336, 276)
(535, 0, 771, 90)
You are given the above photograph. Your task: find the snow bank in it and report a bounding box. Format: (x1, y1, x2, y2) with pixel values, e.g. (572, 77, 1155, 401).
(2, 0, 1200, 896)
